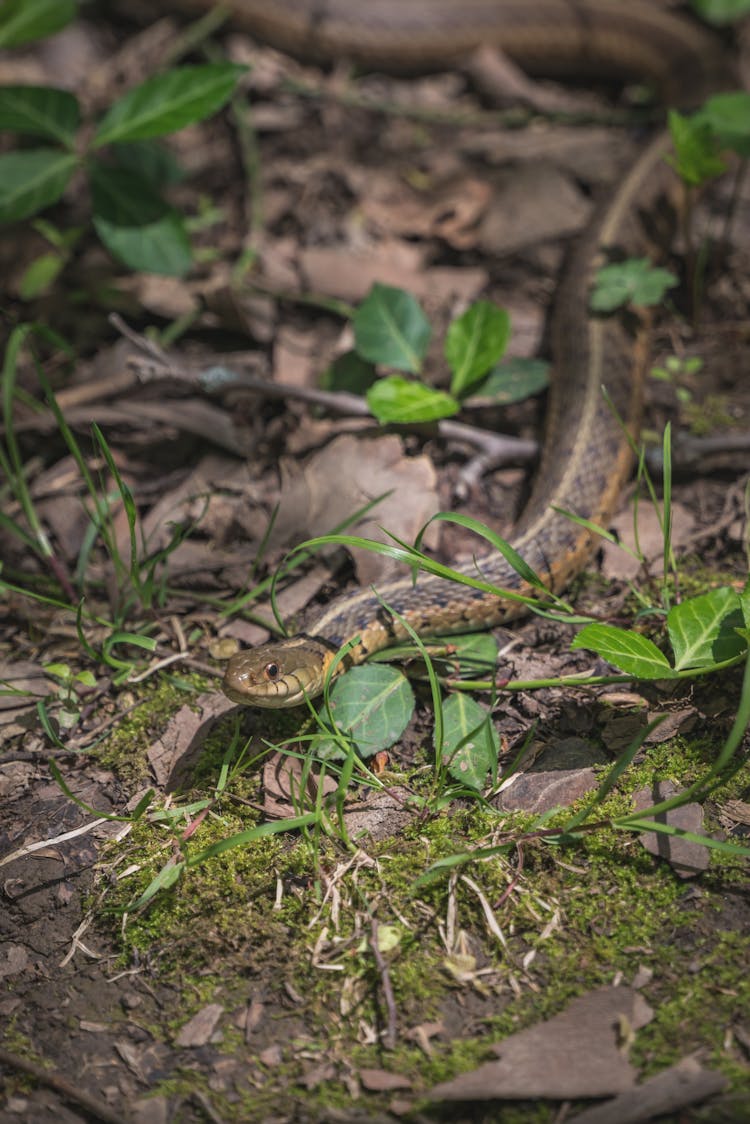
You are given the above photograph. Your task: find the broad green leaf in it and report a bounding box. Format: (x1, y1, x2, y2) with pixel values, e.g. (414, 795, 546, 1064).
(0, 0, 76, 47)
(695, 92, 750, 158)
(690, 0, 750, 23)
(444, 632, 499, 679)
(667, 587, 747, 671)
(0, 148, 77, 222)
(590, 258, 678, 312)
(353, 283, 431, 373)
(571, 623, 677, 679)
(366, 376, 459, 423)
(90, 163, 192, 276)
(322, 350, 377, 395)
(667, 109, 726, 187)
(318, 665, 414, 758)
(93, 63, 248, 146)
(0, 86, 79, 145)
(109, 140, 185, 189)
(445, 301, 510, 397)
(440, 694, 499, 790)
(472, 357, 549, 404)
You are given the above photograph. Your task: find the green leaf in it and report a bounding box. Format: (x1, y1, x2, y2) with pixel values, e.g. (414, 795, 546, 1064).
(18, 251, 67, 299)
(0, 86, 79, 145)
(353, 283, 431, 373)
(472, 357, 550, 404)
(93, 63, 248, 146)
(322, 350, 377, 395)
(667, 587, 747, 671)
(444, 632, 499, 679)
(90, 162, 192, 276)
(445, 301, 510, 398)
(110, 140, 185, 189)
(0, 148, 77, 222)
(440, 694, 499, 790)
(366, 376, 459, 424)
(667, 109, 726, 187)
(695, 92, 750, 158)
(590, 257, 678, 312)
(0, 0, 76, 47)
(571, 623, 678, 679)
(689, 0, 750, 23)
(317, 665, 414, 758)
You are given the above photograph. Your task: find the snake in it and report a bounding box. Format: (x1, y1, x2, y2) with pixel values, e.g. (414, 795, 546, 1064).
(208, 0, 727, 707)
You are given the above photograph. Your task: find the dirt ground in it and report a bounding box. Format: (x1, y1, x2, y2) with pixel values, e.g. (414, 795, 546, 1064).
(2, 4, 750, 1123)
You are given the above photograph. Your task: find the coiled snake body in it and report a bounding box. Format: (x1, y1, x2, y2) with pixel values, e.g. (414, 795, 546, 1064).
(210, 0, 726, 707)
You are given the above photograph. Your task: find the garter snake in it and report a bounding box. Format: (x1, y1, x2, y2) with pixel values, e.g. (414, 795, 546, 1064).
(207, 0, 727, 707)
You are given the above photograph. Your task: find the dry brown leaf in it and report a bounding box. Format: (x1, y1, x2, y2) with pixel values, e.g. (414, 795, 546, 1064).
(358, 1067, 412, 1092)
(567, 1056, 727, 1124)
(269, 433, 440, 584)
(478, 162, 591, 256)
(429, 987, 650, 1101)
(602, 500, 695, 581)
(174, 1003, 224, 1048)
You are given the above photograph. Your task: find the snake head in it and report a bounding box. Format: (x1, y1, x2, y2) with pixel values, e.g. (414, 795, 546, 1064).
(222, 635, 335, 708)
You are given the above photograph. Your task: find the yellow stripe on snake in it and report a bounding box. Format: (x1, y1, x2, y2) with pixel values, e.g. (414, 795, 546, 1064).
(202, 0, 728, 707)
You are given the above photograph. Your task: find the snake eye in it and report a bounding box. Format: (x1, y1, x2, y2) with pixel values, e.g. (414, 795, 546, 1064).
(264, 662, 280, 681)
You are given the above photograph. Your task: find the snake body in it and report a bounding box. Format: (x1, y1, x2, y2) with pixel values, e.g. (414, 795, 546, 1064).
(216, 0, 725, 707)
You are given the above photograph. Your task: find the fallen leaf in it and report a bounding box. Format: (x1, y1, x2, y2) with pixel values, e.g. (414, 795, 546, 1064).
(566, 1056, 727, 1124)
(428, 987, 649, 1101)
(269, 432, 440, 584)
(359, 1067, 412, 1092)
(174, 1002, 224, 1048)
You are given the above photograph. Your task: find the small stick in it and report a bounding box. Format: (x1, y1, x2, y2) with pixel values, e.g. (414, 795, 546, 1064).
(370, 918, 398, 1050)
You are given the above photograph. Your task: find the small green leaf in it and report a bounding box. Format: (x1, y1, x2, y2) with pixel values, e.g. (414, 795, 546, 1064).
(445, 301, 510, 398)
(695, 92, 750, 158)
(590, 258, 678, 312)
(322, 350, 377, 395)
(90, 162, 191, 276)
(93, 63, 248, 146)
(353, 283, 431, 373)
(572, 623, 678, 679)
(366, 376, 459, 424)
(445, 632, 499, 679)
(0, 148, 77, 222)
(0, 86, 79, 145)
(689, 0, 750, 23)
(667, 587, 747, 671)
(317, 664, 414, 758)
(18, 251, 66, 299)
(472, 357, 550, 404)
(0, 0, 76, 47)
(440, 694, 499, 790)
(667, 109, 726, 187)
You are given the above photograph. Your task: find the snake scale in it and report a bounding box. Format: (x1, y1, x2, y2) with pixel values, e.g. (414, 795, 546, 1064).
(202, 0, 727, 707)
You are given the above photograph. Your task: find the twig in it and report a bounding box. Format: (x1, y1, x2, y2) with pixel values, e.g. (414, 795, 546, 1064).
(370, 918, 398, 1051)
(113, 316, 538, 467)
(0, 1046, 129, 1124)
